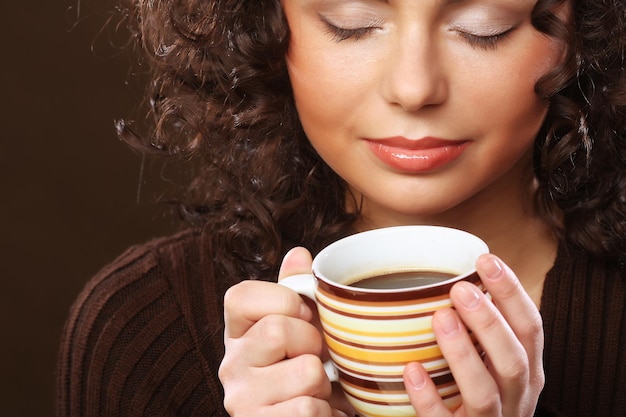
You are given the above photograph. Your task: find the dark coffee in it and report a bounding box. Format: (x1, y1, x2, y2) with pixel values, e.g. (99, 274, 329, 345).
(348, 270, 456, 289)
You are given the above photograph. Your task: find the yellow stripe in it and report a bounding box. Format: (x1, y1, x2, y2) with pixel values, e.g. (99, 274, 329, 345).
(320, 316, 434, 339)
(346, 389, 408, 404)
(346, 406, 400, 417)
(343, 397, 414, 417)
(327, 336, 441, 363)
(324, 327, 436, 348)
(332, 354, 406, 372)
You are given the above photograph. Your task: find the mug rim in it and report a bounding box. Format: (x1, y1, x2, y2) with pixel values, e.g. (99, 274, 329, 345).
(311, 225, 489, 295)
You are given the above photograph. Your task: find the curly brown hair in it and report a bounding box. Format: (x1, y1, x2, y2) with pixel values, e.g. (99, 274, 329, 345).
(113, 0, 626, 283)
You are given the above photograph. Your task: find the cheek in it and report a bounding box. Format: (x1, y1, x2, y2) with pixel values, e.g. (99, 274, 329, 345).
(285, 14, 380, 130)
(287, 48, 371, 139)
(506, 30, 564, 98)
(464, 36, 559, 136)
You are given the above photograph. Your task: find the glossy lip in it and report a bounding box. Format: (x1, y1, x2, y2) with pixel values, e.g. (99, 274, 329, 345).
(366, 136, 470, 173)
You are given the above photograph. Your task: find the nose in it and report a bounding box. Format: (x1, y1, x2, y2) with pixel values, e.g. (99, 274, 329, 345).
(380, 31, 448, 112)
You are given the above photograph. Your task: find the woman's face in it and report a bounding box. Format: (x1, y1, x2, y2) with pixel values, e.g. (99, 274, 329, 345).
(283, 0, 566, 228)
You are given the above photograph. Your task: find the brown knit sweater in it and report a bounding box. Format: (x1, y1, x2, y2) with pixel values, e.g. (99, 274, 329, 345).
(56, 228, 626, 416)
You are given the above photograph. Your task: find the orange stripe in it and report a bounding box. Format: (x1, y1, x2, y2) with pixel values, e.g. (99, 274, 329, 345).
(326, 336, 442, 363)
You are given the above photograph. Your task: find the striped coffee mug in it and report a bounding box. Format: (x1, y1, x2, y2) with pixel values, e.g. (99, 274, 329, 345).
(279, 226, 489, 417)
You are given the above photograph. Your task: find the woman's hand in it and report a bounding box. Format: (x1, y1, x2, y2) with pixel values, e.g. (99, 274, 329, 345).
(403, 253, 545, 417)
(219, 247, 351, 417)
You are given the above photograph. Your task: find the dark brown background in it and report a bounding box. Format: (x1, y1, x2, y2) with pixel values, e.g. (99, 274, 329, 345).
(2, 2, 175, 415)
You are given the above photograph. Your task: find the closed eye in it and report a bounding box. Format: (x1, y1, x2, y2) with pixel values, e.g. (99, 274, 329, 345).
(319, 15, 382, 42)
(456, 27, 516, 50)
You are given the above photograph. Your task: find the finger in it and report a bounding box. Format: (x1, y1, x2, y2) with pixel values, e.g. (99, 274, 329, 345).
(451, 280, 529, 409)
(403, 361, 452, 416)
(223, 355, 333, 415)
(432, 307, 501, 416)
(447, 279, 536, 414)
(475, 254, 544, 363)
(262, 354, 334, 403)
(262, 396, 334, 417)
(228, 394, 334, 417)
(229, 398, 332, 417)
(234, 314, 324, 366)
(276, 246, 323, 351)
(278, 247, 314, 280)
(224, 280, 313, 339)
(473, 254, 545, 414)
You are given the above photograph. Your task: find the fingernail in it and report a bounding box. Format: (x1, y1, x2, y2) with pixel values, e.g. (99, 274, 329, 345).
(456, 282, 481, 309)
(436, 309, 460, 336)
(299, 303, 311, 320)
(406, 364, 426, 389)
(481, 255, 503, 280)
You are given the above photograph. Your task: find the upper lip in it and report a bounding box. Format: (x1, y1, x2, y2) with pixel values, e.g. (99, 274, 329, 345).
(367, 136, 465, 149)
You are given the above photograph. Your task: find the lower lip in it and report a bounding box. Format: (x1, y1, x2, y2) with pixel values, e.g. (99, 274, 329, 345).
(366, 140, 469, 173)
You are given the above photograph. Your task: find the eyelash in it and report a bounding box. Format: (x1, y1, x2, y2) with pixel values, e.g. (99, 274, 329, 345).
(321, 15, 515, 50)
(326, 25, 376, 42)
(456, 28, 515, 50)
(321, 16, 380, 42)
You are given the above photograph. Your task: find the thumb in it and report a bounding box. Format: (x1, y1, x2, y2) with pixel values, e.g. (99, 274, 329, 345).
(278, 247, 313, 281)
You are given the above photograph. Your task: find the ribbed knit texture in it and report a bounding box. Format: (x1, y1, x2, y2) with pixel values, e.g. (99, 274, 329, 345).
(56, 230, 626, 416)
(539, 245, 626, 416)
(56, 229, 228, 417)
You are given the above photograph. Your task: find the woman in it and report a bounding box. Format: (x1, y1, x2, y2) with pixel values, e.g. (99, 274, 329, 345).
(57, 0, 626, 416)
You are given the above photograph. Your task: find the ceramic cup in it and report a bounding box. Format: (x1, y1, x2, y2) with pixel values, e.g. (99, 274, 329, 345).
(279, 225, 489, 417)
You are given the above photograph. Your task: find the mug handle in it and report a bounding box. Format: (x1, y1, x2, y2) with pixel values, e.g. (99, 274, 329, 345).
(278, 274, 339, 382)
